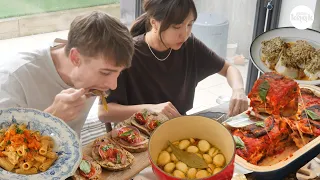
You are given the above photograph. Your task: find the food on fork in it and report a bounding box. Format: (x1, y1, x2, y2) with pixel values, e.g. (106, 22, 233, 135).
(89, 89, 109, 111)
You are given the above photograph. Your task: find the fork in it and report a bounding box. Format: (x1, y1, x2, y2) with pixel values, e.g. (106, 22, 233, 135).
(86, 90, 110, 97)
(87, 90, 110, 111)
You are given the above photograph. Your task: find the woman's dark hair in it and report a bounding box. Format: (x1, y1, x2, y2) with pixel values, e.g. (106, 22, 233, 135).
(130, 0, 197, 38)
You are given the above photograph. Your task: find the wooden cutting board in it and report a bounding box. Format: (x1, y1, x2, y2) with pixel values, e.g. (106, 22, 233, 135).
(82, 133, 151, 180)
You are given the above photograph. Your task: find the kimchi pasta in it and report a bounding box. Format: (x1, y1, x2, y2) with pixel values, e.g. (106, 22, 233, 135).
(0, 123, 58, 174)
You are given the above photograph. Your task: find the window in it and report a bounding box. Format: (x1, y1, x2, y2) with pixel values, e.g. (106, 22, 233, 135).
(0, 0, 122, 40)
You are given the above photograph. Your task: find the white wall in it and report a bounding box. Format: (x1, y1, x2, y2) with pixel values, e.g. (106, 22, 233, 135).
(278, 0, 319, 30)
(194, 0, 320, 59)
(194, 0, 257, 58)
(120, 0, 136, 27)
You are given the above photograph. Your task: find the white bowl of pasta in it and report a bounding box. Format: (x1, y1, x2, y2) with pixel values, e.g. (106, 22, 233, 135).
(0, 107, 82, 180)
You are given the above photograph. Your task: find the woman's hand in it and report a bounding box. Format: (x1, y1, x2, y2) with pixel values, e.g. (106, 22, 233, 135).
(149, 102, 181, 119)
(228, 88, 248, 117)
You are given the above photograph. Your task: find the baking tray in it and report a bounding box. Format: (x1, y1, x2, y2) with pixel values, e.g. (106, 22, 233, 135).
(222, 84, 320, 180)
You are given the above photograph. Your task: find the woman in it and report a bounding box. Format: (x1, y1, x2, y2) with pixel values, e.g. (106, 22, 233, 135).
(98, 0, 248, 122)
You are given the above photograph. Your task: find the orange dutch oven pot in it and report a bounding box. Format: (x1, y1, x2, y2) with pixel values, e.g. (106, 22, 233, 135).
(148, 116, 236, 180)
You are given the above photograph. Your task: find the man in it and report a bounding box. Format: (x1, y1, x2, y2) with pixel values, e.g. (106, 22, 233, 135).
(0, 11, 134, 137)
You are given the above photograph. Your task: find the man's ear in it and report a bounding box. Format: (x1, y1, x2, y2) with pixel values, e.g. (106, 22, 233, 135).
(69, 48, 81, 67)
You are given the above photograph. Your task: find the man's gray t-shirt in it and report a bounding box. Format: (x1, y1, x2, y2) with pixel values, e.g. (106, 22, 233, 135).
(0, 44, 95, 137)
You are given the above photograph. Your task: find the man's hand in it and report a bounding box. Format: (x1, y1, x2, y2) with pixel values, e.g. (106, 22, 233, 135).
(45, 88, 87, 121)
(149, 102, 181, 119)
(228, 88, 248, 117)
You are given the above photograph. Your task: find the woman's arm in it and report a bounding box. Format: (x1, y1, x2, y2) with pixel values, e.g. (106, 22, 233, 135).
(218, 61, 244, 90)
(218, 62, 248, 116)
(98, 101, 181, 123)
(98, 103, 152, 123)
(192, 35, 247, 116)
